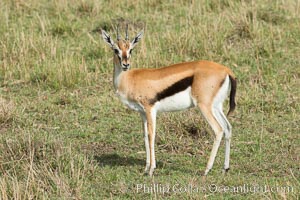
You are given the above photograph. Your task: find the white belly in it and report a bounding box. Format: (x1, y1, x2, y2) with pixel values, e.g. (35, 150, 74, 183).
(117, 91, 144, 112)
(154, 87, 195, 112)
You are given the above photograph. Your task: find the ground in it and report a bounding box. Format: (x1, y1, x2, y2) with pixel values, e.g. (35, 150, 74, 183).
(0, 0, 299, 199)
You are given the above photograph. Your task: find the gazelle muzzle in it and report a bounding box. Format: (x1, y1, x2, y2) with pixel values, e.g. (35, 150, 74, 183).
(122, 63, 130, 71)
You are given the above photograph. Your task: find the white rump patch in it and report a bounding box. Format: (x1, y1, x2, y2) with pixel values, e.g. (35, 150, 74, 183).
(212, 75, 231, 129)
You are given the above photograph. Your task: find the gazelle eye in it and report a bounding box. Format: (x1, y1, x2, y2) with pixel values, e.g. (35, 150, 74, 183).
(114, 49, 119, 55)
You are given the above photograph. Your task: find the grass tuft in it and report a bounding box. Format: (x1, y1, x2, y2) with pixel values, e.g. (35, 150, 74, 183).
(0, 97, 15, 126)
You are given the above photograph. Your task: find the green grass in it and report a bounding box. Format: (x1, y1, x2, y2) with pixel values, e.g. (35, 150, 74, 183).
(0, 0, 299, 199)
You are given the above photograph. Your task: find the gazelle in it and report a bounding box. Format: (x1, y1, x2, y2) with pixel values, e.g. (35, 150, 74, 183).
(101, 26, 237, 176)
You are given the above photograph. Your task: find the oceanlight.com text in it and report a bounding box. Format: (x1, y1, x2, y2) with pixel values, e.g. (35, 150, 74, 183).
(135, 183, 294, 194)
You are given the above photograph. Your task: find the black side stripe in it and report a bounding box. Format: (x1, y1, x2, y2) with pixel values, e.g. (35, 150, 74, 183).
(149, 76, 194, 105)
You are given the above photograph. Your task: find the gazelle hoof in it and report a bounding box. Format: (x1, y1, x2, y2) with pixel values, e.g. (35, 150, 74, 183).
(223, 168, 230, 174)
(204, 169, 210, 176)
(144, 166, 150, 173)
(149, 168, 155, 177)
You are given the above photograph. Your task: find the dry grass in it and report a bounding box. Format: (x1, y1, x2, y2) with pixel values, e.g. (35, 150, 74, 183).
(0, 131, 97, 199)
(0, 0, 299, 199)
(0, 97, 14, 125)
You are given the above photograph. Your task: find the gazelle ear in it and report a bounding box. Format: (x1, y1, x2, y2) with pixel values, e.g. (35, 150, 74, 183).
(130, 30, 144, 48)
(101, 30, 115, 48)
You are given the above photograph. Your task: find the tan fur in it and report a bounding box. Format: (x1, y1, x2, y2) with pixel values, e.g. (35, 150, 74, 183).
(117, 40, 130, 66)
(117, 60, 235, 108)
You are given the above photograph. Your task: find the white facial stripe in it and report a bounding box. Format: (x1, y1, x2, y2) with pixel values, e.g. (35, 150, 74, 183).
(127, 49, 132, 59)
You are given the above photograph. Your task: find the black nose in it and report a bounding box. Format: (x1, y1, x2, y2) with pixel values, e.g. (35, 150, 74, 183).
(122, 64, 130, 70)
(122, 64, 130, 71)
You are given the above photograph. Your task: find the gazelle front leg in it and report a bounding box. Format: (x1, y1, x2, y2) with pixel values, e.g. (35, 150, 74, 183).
(140, 113, 150, 173)
(145, 108, 157, 176)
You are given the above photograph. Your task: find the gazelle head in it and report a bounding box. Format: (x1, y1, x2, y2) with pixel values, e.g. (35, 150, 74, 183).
(101, 25, 143, 71)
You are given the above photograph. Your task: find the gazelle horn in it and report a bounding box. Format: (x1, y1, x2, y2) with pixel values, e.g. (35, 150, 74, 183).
(125, 24, 129, 41)
(117, 24, 120, 41)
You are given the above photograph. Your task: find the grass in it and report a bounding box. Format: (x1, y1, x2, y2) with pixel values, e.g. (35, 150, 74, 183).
(0, 0, 299, 199)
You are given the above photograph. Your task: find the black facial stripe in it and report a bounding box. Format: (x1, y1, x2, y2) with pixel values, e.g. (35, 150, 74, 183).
(119, 56, 122, 66)
(113, 49, 122, 61)
(149, 76, 194, 105)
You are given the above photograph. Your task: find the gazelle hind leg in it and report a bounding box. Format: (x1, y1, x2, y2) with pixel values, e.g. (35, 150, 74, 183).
(198, 104, 224, 175)
(218, 109, 232, 172)
(211, 75, 232, 173)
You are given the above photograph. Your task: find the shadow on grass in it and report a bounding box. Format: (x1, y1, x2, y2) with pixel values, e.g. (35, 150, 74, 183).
(94, 153, 196, 174)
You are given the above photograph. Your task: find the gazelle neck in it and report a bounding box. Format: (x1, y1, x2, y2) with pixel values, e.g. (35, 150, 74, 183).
(113, 55, 124, 90)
